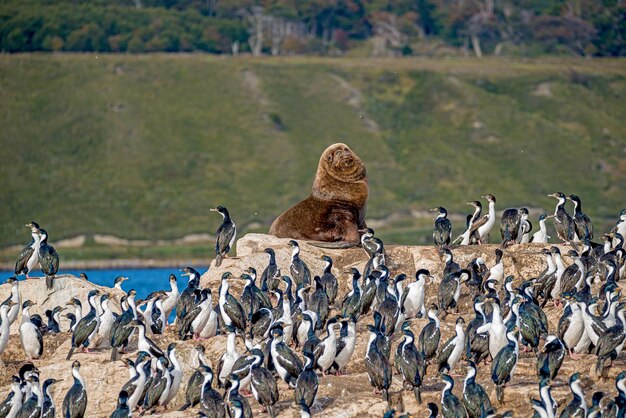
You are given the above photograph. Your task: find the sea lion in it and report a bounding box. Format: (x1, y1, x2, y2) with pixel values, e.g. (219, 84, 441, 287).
(269, 143, 368, 245)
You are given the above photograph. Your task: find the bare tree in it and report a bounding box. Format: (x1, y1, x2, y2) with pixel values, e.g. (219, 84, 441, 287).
(240, 6, 265, 56)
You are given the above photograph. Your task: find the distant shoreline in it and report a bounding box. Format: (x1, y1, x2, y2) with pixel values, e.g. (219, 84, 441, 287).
(0, 258, 209, 271)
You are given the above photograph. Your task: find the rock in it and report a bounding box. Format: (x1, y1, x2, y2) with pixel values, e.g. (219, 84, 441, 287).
(0, 235, 622, 417)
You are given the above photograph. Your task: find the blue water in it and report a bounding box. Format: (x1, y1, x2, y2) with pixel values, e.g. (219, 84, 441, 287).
(55, 267, 209, 299)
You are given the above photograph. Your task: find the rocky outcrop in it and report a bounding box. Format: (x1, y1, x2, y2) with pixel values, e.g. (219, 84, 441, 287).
(0, 234, 622, 417)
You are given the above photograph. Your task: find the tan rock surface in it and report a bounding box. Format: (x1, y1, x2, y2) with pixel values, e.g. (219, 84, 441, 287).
(0, 234, 622, 417)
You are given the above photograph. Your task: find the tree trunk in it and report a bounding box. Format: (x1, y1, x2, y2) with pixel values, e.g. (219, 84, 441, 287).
(471, 35, 483, 58)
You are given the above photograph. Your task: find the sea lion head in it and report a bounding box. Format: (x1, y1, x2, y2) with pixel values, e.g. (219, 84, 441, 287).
(319, 143, 366, 183)
(312, 143, 368, 205)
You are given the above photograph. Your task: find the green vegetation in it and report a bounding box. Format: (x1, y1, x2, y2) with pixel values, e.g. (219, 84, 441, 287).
(1, 0, 625, 57)
(1, 55, 625, 257)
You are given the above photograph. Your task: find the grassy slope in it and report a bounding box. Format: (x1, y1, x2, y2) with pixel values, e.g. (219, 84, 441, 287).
(1, 55, 625, 255)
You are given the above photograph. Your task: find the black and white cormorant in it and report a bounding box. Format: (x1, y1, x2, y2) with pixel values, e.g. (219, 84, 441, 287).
(359, 227, 385, 261)
(532, 213, 550, 244)
(144, 356, 173, 414)
(500, 208, 521, 248)
(122, 352, 150, 412)
(211, 205, 236, 267)
(16, 374, 42, 418)
(179, 346, 207, 411)
(462, 361, 492, 418)
(432, 207, 452, 248)
(176, 266, 201, 321)
(39, 378, 59, 418)
(341, 268, 362, 319)
(469, 194, 497, 244)
(331, 315, 356, 375)
(548, 192, 576, 244)
(0, 375, 23, 418)
(260, 247, 280, 292)
(560, 372, 587, 418)
(438, 269, 470, 317)
(401, 269, 430, 319)
(365, 324, 392, 404)
(418, 304, 441, 362)
(491, 328, 519, 404)
(225, 374, 253, 418)
(395, 321, 424, 404)
(441, 373, 468, 418)
(62, 360, 87, 418)
(437, 317, 466, 374)
(295, 350, 318, 410)
(595, 302, 625, 377)
(319, 255, 339, 306)
(14, 222, 40, 278)
(19, 300, 43, 360)
(569, 194, 594, 240)
(110, 288, 138, 361)
(289, 240, 311, 287)
(218, 272, 247, 334)
(197, 365, 225, 418)
(309, 276, 329, 331)
(36, 228, 59, 290)
(109, 390, 131, 418)
(537, 335, 565, 381)
(270, 325, 303, 387)
(250, 350, 279, 418)
(67, 289, 101, 360)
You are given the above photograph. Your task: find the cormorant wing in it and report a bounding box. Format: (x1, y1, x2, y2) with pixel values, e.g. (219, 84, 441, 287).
(276, 343, 303, 377)
(15, 242, 34, 274)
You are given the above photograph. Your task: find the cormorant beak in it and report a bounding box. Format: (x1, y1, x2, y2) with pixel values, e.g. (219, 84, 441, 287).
(210, 208, 218, 212)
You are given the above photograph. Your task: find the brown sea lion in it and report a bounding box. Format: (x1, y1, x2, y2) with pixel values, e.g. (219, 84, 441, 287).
(269, 143, 368, 245)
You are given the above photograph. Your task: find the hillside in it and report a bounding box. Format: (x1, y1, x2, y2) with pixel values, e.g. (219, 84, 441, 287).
(1, 55, 626, 255)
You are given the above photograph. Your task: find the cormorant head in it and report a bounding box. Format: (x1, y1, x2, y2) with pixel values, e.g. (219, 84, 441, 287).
(620, 208, 626, 217)
(348, 268, 361, 280)
(288, 240, 299, 247)
(467, 200, 482, 208)
(427, 403, 439, 416)
(72, 360, 81, 370)
(569, 372, 580, 384)
(566, 249, 579, 258)
(358, 227, 375, 236)
(455, 317, 465, 326)
(567, 194, 581, 205)
(240, 273, 253, 283)
(87, 289, 100, 299)
(321, 255, 332, 264)
(181, 266, 200, 277)
(548, 192, 566, 200)
(169, 274, 177, 283)
(118, 390, 129, 404)
(167, 342, 177, 354)
(210, 205, 229, 216)
(79, 273, 88, 280)
(393, 273, 407, 283)
(244, 266, 257, 276)
(441, 373, 454, 386)
(415, 269, 431, 281)
(127, 289, 137, 298)
(22, 300, 36, 309)
(430, 207, 447, 216)
(550, 246, 561, 255)
(221, 272, 233, 281)
(519, 207, 529, 216)
(114, 276, 129, 285)
(482, 194, 496, 203)
(264, 247, 275, 256)
(135, 351, 151, 364)
(538, 212, 548, 221)
(6, 276, 17, 284)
